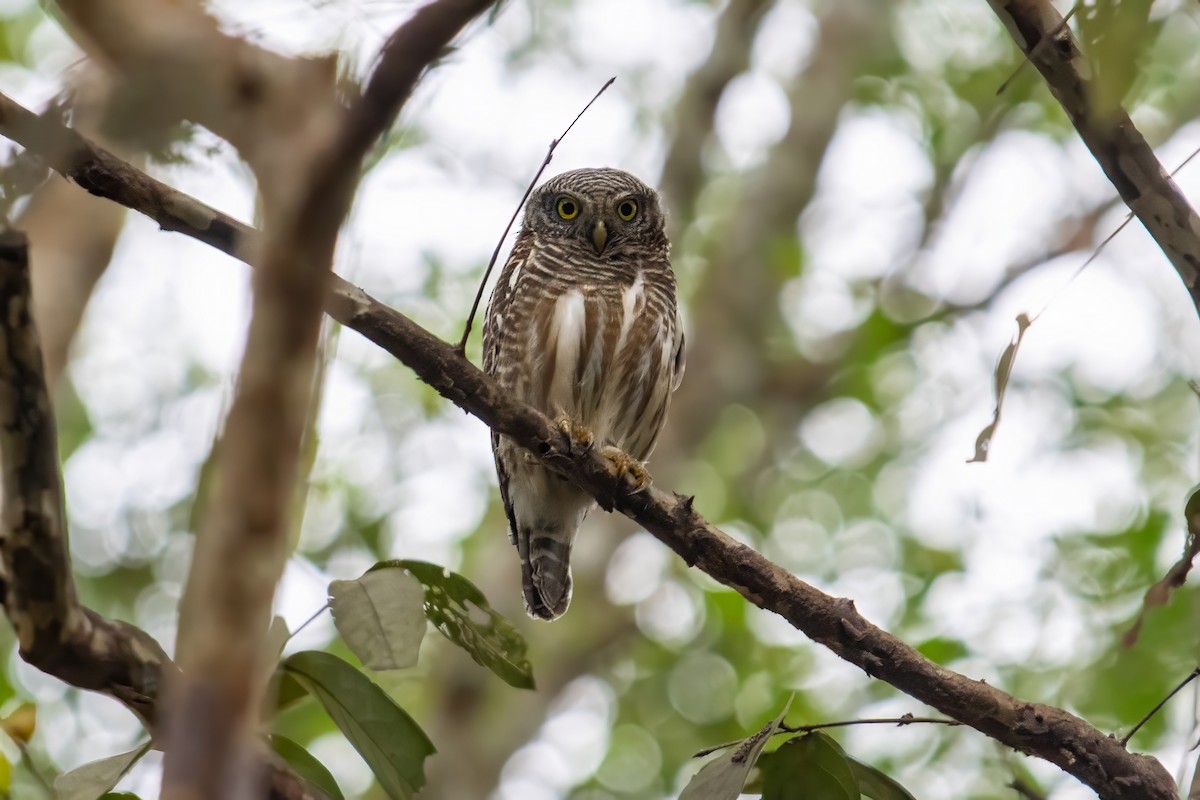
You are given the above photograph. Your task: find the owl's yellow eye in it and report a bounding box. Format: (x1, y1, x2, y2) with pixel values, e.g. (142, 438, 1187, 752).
(556, 197, 579, 220)
(617, 199, 638, 221)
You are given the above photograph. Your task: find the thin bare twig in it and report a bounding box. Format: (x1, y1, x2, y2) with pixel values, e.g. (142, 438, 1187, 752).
(692, 714, 961, 758)
(968, 143, 1200, 462)
(457, 76, 615, 352)
(1121, 667, 1200, 746)
(779, 714, 962, 734)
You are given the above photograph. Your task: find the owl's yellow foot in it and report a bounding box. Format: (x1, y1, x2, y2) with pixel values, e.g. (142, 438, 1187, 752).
(555, 415, 594, 455)
(601, 445, 651, 492)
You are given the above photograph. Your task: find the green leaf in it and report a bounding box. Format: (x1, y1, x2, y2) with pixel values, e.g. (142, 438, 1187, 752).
(98, 795, 143, 800)
(282, 650, 434, 800)
(373, 560, 534, 689)
(330, 570, 427, 671)
(270, 735, 345, 800)
(54, 742, 151, 800)
(846, 756, 916, 800)
(761, 733, 859, 800)
(272, 670, 309, 712)
(680, 696, 793, 800)
(915, 637, 967, 665)
(267, 615, 292, 663)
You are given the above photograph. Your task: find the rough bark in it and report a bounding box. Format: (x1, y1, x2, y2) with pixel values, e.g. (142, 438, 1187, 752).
(0, 229, 324, 800)
(987, 0, 1200, 318)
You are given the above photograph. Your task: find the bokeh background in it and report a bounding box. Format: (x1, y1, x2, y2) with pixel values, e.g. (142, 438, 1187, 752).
(3, 0, 1200, 798)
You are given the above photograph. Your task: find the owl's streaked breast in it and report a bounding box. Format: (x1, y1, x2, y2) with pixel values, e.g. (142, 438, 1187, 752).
(505, 268, 675, 458)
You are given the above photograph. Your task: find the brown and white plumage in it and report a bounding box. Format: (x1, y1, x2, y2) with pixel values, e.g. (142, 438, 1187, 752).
(483, 168, 684, 620)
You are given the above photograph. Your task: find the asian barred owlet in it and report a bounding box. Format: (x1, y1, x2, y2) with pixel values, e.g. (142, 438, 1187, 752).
(483, 168, 685, 620)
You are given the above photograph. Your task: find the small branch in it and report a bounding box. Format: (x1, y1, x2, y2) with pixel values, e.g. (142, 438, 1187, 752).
(0, 60, 1179, 800)
(693, 714, 961, 758)
(458, 76, 615, 351)
(0, 91, 255, 259)
(1121, 667, 1200, 746)
(987, 0, 1200, 319)
(779, 714, 962, 734)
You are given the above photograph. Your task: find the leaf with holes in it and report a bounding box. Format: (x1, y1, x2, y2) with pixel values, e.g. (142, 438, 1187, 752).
(330, 568, 427, 670)
(372, 560, 534, 689)
(680, 697, 792, 799)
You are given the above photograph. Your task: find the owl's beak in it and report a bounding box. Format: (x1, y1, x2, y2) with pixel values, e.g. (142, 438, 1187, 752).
(591, 220, 608, 254)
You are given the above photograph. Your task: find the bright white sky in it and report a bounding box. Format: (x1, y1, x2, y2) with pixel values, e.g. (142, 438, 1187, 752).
(4, 1, 1200, 799)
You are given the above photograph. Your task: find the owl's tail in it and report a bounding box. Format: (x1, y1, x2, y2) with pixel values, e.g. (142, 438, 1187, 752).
(517, 526, 574, 620)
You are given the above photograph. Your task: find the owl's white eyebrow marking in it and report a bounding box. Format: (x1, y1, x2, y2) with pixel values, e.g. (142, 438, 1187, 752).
(615, 272, 645, 355)
(548, 289, 586, 413)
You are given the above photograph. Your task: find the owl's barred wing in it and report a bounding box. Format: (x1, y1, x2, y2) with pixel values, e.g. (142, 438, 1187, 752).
(483, 233, 535, 377)
(485, 233, 537, 550)
(491, 432, 519, 545)
(671, 322, 686, 392)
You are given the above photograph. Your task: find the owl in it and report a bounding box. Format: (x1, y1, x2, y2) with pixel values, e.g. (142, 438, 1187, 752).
(483, 168, 685, 620)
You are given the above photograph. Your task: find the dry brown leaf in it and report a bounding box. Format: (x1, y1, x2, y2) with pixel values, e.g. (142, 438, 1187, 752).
(1122, 484, 1200, 647)
(968, 313, 1032, 463)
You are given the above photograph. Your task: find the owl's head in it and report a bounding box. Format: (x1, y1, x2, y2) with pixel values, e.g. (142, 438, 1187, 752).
(525, 168, 666, 256)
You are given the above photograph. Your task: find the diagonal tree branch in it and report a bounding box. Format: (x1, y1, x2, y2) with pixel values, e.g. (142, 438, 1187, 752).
(325, 261, 1175, 800)
(0, 91, 254, 258)
(0, 92, 1176, 799)
(987, 0, 1200, 318)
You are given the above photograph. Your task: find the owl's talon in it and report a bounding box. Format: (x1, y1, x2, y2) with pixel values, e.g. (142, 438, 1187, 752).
(556, 415, 594, 455)
(601, 445, 651, 492)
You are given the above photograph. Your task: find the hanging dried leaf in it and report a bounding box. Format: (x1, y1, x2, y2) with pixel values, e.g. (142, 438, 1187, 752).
(968, 313, 1032, 463)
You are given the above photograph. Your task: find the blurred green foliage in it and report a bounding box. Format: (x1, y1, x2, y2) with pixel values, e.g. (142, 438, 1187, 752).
(0, 0, 1198, 799)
